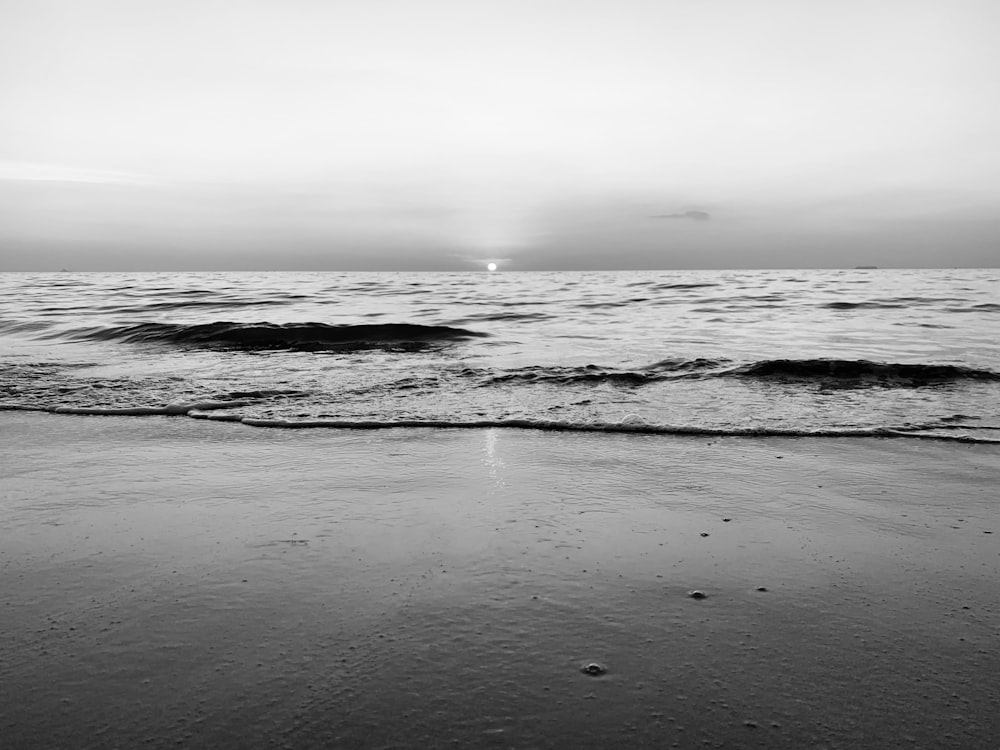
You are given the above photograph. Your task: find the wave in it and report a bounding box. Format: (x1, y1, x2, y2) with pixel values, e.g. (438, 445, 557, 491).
(625, 280, 720, 290)
(731, 359, 1000, 383)
(5, 404, 998, 443)
(651, 282, 720, 291)
(56, 321, 489, 351)
(447, 311, 554, 323)
(479, 358, 1000, 387)
(0, 319, 55, 335)
(949, 303, 1000, 313)
(485, 365, 659, 386)
(824, 300, 907, 310)
(107, 298, 300, 313)
(822, 296, 1000, 312)
(480, 358, 727, 386)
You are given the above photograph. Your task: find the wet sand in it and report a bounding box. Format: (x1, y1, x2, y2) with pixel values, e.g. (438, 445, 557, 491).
(2, 411, 998, 749)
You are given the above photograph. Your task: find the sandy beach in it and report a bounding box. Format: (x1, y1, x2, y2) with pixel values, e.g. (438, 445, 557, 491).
(2, 411, 998, 749)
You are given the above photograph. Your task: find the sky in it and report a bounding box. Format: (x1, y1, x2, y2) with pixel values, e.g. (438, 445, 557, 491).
(2, 0, 998, 271)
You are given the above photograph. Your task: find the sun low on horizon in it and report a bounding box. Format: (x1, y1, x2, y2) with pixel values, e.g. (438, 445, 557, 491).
(1, 0, 998, 271)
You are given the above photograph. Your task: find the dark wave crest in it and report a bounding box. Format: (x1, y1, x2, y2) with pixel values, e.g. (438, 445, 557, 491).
(824, 300, 906, 310)
(60, 321, 489, 351)
(732, 359, 1000, 384)
(479, 358, 1000, 387)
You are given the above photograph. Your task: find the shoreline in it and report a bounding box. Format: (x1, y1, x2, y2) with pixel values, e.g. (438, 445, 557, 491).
(2, 412, 998, 748)
(2, 404, 997, 444)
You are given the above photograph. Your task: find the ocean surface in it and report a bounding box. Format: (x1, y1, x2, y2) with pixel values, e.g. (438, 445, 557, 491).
(1, 269, 998, 442)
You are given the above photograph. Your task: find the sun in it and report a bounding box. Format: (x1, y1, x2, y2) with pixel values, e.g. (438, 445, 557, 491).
(487, 262, 497, 271)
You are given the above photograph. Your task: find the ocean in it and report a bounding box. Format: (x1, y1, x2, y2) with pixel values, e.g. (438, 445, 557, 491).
(1, 268, 998, 442)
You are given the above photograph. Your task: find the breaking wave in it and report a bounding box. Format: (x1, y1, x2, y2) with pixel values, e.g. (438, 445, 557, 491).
(480, 358, 728, 385)
(479, 358, 1000, 387)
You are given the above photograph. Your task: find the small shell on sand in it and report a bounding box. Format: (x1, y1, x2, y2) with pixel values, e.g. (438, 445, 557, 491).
(580, 662, 607, 676)
(687, 590, 708, 600)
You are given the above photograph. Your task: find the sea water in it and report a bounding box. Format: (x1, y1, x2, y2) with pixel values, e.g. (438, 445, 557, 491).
(1, 268, 997, 441)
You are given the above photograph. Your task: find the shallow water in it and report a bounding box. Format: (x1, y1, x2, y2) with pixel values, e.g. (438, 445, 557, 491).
(1, 269, 998, 440)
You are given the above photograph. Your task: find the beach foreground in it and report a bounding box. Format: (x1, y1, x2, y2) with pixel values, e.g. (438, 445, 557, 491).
(2, 412, 998, 749)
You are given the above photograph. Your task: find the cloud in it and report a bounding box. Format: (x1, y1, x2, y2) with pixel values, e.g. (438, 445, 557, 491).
(652, 209, 712, 221)
(0, 161, 158, 186)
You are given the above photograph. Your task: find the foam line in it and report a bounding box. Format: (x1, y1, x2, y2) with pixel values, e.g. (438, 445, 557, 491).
(234, 417, 1000, 443)
(51, 400, 251, 416)
(4, 405, 997, 443)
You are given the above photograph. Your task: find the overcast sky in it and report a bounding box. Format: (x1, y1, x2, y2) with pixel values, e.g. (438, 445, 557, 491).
(2, 0, 998, 270)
